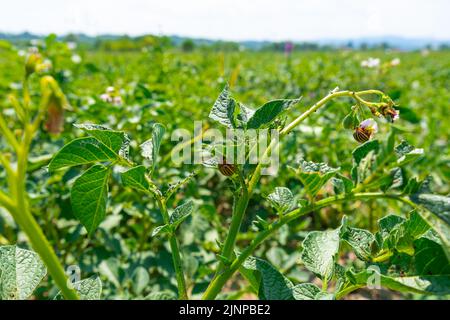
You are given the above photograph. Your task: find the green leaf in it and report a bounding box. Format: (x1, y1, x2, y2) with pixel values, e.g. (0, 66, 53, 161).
(342, 227, 374, 261)
(144, 290, 177, 300)
(348, 269, 450, 295)
(266, 187, 294, 213)
(352, 140, 380, 165)
(415, 208, 450, 260)
(169, 200, 194, 230)
(209, 85, 238, 128)
(99, 258, 121, 288)
(395, 140, 424, 166)
(295, 159, 339, 197)
(342, 112, 358, 129)
(140, 123, 165, 172)
(301, 219, 345, 280)
(49, 137, 119, 171)
(74, 123, 129, 155)
(292, 283, 321, 300)
(410, 193, 450, 225)
(151, 224, 171, 237)
(0, 245, 47, 300)
(241, 256, 294, 300)
(403, 177, 422, 195)
(403, 211, 431, 239)
(236, 103, 255, 125)
(246, 98, 301, 129)
(121, 165, 150, 192)
(414, 237, 450, 275)
(132, 267, 150, 295)
(71, 164, 111, 234)
(55, 276, 102, 300)
(374, 211, 430, 255)
(332, 174, 354, 194)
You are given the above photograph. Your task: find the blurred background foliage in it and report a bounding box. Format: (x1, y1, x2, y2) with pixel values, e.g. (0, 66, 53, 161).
(0, 34, 448, 299)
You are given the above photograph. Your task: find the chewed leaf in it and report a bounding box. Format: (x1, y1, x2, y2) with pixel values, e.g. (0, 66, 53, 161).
(0, 245, 47, 300)
(296, 159, 339, 197)
(300, 217, 346, 280)
(209, 85, 238, 128)
(394, 140, 424, 166)
(267, 187, 294, 213)
(140, 123, 165, 172)
(121, 165, 150, 193)
(49, 137, 119, 171)
(169, 200, 194, 230)
(71, 165, 111, 234)
(342, 227, 374, 261)
(292, 283, 321, 300)
(55, 276, 102, 300)
(410, 193, 450, 225)
(74, 124, 129, 154)
(241, 256, 294, 300)
(246, 98, 301, 129)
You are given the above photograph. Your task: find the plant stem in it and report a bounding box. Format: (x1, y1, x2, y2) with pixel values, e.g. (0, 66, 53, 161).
(203, 89, 390, 299)
(156, 197, 188, 300)
(202, 192, 412, 299)
(4, 125, 79, 299)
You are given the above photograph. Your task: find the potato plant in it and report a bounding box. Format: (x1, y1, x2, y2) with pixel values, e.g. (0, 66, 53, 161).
(0, 40, 449, 300)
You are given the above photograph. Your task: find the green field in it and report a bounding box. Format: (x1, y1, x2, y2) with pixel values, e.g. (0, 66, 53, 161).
(0, 37, 449, 300)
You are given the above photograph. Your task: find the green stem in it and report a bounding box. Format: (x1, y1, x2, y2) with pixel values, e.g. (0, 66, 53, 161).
(18, 125, 79, 299)
(203, 89, 390, 299)
(335, 284, 365, 299)
(202, 192, 412, 300)
(156, 197, 188, 300)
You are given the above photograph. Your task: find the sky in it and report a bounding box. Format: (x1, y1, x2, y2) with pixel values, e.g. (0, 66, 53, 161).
(1, 0, 449, 41)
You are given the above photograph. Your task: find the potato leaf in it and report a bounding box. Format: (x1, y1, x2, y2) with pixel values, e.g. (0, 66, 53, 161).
(246, 98, 301, 129)
(49, 137, 119, 171)
(121, 165, 150, 193)
(0, 245, 47, 300)
(71, 164, 111, 234)
(241, 256, 294, 300)
(55, 276, 102, 300)
(140, 123, 165, 172)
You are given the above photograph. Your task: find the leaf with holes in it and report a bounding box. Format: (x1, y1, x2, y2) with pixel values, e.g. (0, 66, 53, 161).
(0, 245, 47, 300)
(295, 159, 339, 197)
(266, 187, 294, 213)
(300, 219, 345, 280)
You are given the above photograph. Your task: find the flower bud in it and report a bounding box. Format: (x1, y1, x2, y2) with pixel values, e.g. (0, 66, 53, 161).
(25, 52, 42, 76)
(380, 105, 399, 122)
(40, 76, 69, 134)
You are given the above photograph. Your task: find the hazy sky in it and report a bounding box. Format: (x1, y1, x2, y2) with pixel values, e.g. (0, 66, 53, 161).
(1, 0, 449, 41)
